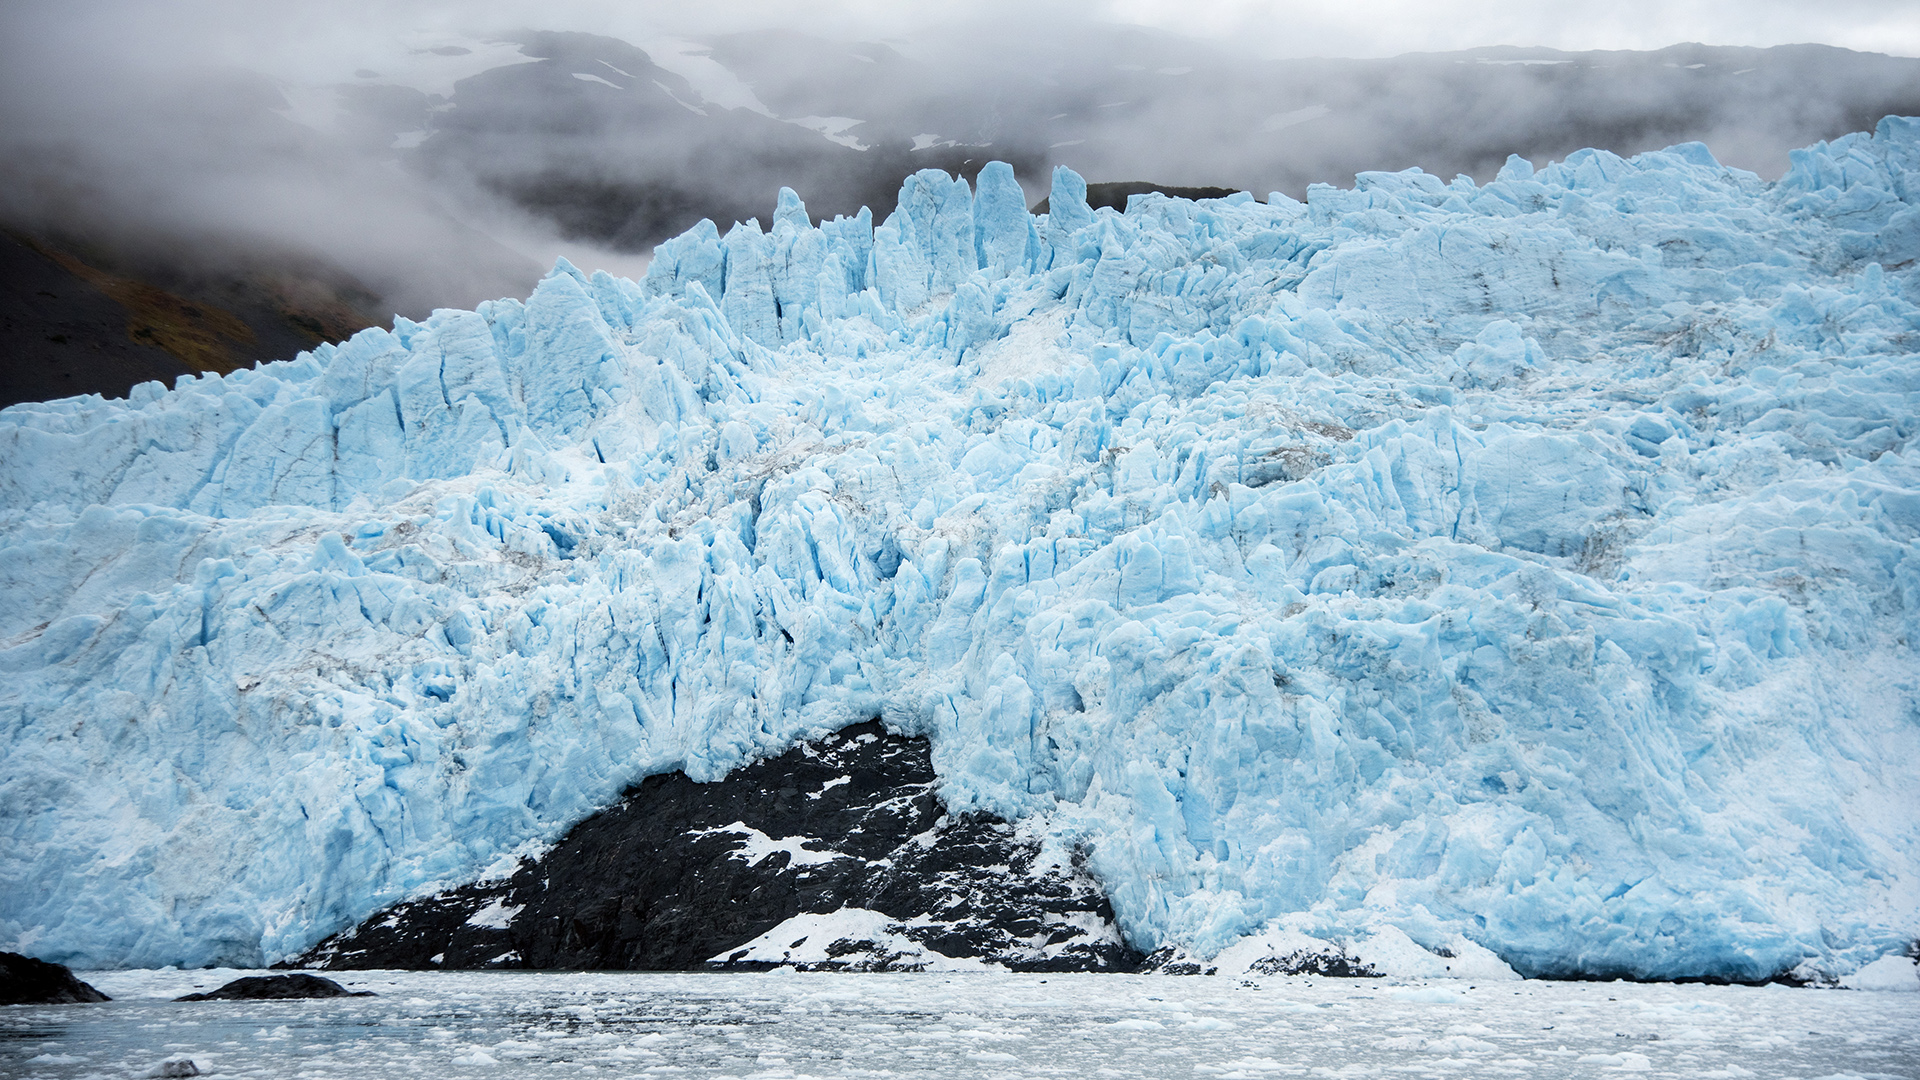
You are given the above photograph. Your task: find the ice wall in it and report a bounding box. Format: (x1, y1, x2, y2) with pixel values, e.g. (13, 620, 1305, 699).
(3, 132, 1918, 978)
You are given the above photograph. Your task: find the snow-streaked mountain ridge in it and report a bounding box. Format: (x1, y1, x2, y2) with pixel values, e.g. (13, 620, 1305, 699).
(2, 120, 1917, 979)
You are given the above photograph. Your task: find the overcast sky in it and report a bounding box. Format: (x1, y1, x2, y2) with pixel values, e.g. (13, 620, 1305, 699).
(15, 0, 1920, 68)
(321, 0, 1920, 59)
(389, 0, 1920, 57)
(1106, 0, 1920, 58)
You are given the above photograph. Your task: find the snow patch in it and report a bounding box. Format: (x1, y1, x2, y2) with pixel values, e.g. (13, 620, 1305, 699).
(690, 822, 844, 868)
(464, 898, 521, 929)
(711, 907, 991, 970)
(789, 115, 868, 151)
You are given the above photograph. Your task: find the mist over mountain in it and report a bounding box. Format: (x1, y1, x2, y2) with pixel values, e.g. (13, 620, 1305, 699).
(3, 0, 1920, 991)
(2, 12, 1918, 411)
(392, 31, 1920, 256)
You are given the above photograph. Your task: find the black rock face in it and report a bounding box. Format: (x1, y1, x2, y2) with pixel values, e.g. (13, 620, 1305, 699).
(1031, 181, 1245, 216)
(1137, 941, 1387, 979)
(295, 721, 1140, 972)
(0, 951, 110, 1004)
(175, 973, 374, 1001)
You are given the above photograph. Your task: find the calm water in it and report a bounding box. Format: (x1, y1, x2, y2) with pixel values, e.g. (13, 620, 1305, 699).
(2, 969, 1915, 1079)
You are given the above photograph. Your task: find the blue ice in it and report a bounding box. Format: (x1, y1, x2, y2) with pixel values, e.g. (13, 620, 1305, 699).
(2, 121, 1918, 980)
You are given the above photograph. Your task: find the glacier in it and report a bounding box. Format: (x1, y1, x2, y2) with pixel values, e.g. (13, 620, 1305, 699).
(3, 121, 1919, 979)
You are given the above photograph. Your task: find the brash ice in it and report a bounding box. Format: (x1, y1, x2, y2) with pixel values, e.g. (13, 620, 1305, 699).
(2, 122, 1918, 981)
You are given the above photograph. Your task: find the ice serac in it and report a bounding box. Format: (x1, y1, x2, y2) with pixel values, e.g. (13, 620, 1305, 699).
(3, 118, 1919, 982)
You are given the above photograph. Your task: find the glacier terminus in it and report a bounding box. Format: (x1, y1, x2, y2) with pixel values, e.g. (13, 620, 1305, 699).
(2, 120, 1918, 984)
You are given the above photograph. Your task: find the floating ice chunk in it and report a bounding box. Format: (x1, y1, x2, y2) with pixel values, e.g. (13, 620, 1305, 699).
(1386, 987, 1467, 1004)
(1839, 954, 1920, 991)
(1354, 927, 1521, 982)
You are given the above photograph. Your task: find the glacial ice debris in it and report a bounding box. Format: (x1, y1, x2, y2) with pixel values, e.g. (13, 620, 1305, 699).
(3, 120, 1919, 979)
(1837, 952, 1920, 991)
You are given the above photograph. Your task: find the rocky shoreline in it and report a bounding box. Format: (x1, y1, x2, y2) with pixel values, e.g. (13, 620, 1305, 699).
(0, 951, 109, 1005)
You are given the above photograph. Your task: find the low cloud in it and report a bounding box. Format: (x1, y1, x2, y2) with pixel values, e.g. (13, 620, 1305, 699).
(3, 0, 1917, 324)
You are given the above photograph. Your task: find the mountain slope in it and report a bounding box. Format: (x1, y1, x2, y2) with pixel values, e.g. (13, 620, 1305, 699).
(8, 34, 1920, 412)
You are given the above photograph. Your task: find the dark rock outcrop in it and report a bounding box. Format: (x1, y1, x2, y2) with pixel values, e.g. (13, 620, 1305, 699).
(0, 230, 382, 412)
(0, 951, 110, 1004)
(175, 973, 374, 1001)
(1138, 942, 1386, 978)
(294, 721, 1140, 972)
(1030, 181, 1244, 216)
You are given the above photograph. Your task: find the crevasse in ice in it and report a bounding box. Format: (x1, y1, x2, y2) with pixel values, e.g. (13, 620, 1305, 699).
(3, 129, 1918, 977)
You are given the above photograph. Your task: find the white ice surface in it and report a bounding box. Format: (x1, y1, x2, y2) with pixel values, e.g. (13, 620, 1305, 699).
(1210, 924, 1522, 982)
(3, 125, 1920, 977)
(1839, 953, 1920, 992)
(2, 969, 1914, 1079)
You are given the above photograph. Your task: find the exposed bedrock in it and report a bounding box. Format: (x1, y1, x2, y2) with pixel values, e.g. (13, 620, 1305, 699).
(0, 951, 109, 1004)
(175, 973, 375, 1001)
(293, 722, 1141, 972)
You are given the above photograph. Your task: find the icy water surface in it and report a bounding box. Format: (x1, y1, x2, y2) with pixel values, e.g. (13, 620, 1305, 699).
(2, 970, 1915, 1079)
